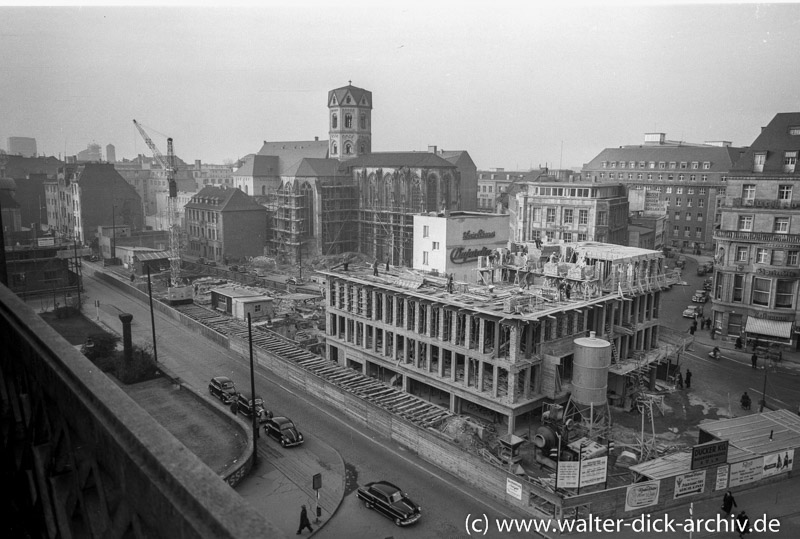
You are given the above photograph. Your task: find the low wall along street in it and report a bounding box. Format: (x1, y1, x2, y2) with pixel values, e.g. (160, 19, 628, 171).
(87, 264, 795, 523)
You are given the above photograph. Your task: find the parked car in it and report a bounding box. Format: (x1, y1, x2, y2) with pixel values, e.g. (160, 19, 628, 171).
(682, 305, 701, 318)
(703, 277, 713, 291)
(357, 481, 421, 527)
(235, 392, 265, 418)
(676, 256, 687, 269)
(263, 414, 304, 447)
(696, 266, 707, 276)
(703, 261, 714, 272)
(692, 290, 709, 303)
(208, 376, 237, 404)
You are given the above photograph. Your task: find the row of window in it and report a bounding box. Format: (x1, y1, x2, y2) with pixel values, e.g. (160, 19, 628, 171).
(331, 112, 368, 130)
(671, 226, 704, 238)
(673, 212, 704, 221)
(529, 207, 592, 225)
(741, 184, 793, 200)
(593, 172, 717, 182)
(601, 160, 711, 170)
(725, 274, 795, 309)
(752, 151, 797, 173)
(331, 140, 366, 156)
(186, 209, 219, 223)
(733, 246, 799, 265)
(737, 216, 791, 233)
(188, 225, 218, 240)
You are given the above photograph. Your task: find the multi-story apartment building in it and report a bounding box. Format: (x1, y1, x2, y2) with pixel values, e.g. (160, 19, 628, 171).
(510, 180, 629, 245)
(477, 168, 579, 213)
(45, 163, 142, 244)
(184, 186, 267, 261)
(711, 113, 800, 349)
(321, 241, 677, 434)
(584, 133, 745, 253)
(114, 155, 196, 217)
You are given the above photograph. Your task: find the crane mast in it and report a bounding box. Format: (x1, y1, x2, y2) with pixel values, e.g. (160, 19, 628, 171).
(133, 120, 191, 303)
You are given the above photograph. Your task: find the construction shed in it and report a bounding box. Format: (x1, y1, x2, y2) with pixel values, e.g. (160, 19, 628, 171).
(210, 287, 275, 321)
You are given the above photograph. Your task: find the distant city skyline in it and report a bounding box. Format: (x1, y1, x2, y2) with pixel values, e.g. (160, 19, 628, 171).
(2, 3, 799, 170)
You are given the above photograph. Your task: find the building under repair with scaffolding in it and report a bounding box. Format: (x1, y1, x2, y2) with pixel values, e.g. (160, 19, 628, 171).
(320, 241, 687, 437)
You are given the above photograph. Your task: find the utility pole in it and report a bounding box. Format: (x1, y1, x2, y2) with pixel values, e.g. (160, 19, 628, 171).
(760, 362, 768, 412)
(147, 266, 158, 363)
(73, 238, 81, 310)
(247, 312, 258, 464)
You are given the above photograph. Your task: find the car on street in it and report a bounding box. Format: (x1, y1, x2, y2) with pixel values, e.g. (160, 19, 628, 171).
(703, 277, 713, 291)
(696, 266, 707, 276)
(357, 481, 421, 527)
(208, 376, 237, 404)
(676, 255, 687, 269)
(682, 305, 701, 318)
(235, 392, 265, 418)
(692, 290, 709, 303)
(263, 414, 304, 447)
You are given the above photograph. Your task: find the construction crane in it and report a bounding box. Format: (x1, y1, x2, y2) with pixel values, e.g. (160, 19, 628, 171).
(133, 120, 191, 303)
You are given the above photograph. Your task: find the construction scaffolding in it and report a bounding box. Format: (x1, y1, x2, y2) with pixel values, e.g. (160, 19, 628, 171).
(320, 184, 358, 256)
(271, 182, 313, 265)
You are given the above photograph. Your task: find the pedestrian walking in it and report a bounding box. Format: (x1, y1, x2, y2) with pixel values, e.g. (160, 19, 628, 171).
(685, 369, 692, 389)
(689, 325, 696, 336)
(297, 505, 313, 534)
(676, 371, 684, 389)
(130, 272, 135, 283)
(735, 336, 743, 350)
(373, 258, 379, 277)
(446, 274, 454, 294)
(385, 257, 390, 272)
(736, 510, 749, 537)
(751, 353, 758, 369)
(710, 326, 716, 340)
(721, 490, 737, 516)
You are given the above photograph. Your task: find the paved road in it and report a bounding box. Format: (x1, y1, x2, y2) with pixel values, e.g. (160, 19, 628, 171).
(80, 273, 535, 538)
(658, 256, 800, 415)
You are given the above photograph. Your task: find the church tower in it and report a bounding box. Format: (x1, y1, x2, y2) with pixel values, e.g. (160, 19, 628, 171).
(328, 82, 372, 160)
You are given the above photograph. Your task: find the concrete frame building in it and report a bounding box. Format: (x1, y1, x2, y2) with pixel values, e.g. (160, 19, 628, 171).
(322, 241, 680, 434)
(7, 137, 37, 157)
(583, 133, 745, 253)
(711, 113, 800, 348)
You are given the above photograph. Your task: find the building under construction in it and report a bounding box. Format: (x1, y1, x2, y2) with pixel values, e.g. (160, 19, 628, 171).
(320, 241, 686, 435)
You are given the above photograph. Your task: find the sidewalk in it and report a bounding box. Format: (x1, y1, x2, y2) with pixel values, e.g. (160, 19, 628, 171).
(58, 269, 346, 538)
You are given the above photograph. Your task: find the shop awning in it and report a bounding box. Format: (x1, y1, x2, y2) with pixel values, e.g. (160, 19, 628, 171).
(745, 318, 793, 339)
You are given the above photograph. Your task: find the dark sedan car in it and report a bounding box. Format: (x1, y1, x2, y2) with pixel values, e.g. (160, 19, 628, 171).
(263, 415, 304, 447)
(356, 481, 421, 527)
(235, 392, 265, 418)
(208, 376, 236, 404)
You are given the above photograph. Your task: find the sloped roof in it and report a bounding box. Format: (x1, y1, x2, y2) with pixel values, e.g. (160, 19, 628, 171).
(730, 112, 800, 173)
(256, 140, 329, 175)
(282, 158, 346, 178)
(0, 189, 19, 208)
(328, 84, 372, 108)
(584, 144, 744, 173)
(438, 150, 476, 170)
(185, 185, 265, 211)
(234, 154, 279, 177)
(1, 155, 62, 178)
(344, 152, 457, 169)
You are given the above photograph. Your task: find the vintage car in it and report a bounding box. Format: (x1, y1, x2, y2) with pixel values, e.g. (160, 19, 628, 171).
(703, 277, 713, 291)
(356, 481, 421, 527)
(696, 266, 707, 276)
(263, 414, 304, 447)
(235, 392, 265, 418)
(676, 255, 687, 269)
(692, 290, 709, 303)
(208, 376, 237, 404)
(682, 305, 701, 318)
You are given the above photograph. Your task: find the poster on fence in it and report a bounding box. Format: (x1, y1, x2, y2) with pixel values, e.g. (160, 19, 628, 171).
(580, 456, 608, 487)
(625, 480, 660, 512)
(729, 457, 764, 487)
(763, 449, 794, 478)
(673, 470, 706, 499)
(557, 461, 579, 489)
(714, 465, 729, 491)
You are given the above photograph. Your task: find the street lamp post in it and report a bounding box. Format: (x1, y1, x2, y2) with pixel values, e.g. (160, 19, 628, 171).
(247, 312, 258, 464)
(111, 204, 117, 260)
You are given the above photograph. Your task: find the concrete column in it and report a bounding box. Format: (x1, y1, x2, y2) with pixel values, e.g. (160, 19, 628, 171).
(479, 318, 486, 354)
(509, 323, 519, 362)
(451, 352, 457, 382)
(525, 322, 534, 358)
(383, 292, 388, 324)
(452, 311, 459, 346)
(465, 314, 472, 350)
(414, 300, 420, 334)
(507, 413, 516, 435)
(492, 364, 499, 398)
(372, 289, 378, 320)
(523, 366, 531, 399)
(425, 303, 432, 337)
(464, 358, 470, 387)
(402, 374, 409, 392)
(438, 346, 444, 378)
(494, 322, 501, 358)
(450, 393, 459, 414)
(508, 370, 518, 404)
(478, 359, 484, 392)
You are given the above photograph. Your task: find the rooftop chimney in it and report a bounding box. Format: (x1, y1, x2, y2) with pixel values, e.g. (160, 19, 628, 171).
(315, 136, 319, 141)
(428, 145, 437, 154)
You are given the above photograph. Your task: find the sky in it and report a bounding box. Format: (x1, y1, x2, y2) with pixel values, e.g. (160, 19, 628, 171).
(2, 2, 800, 171)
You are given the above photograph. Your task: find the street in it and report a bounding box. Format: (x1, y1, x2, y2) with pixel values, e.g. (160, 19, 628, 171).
(79, 272, 534, 539)
(657, 256, 800, 416)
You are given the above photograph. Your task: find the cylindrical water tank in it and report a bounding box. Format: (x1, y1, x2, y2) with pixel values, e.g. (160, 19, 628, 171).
(570, 332, 611, 406)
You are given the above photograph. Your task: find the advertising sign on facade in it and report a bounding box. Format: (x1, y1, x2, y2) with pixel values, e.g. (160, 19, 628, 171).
(691, 440, 729, 470)
(714, 465, 729, 491)
(729, 457, 764, 487)
(625, 480, 660, 512)
(37, 236, 55, 247)
(763, 449, 794, 478)
(673, 469, 706, 499)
